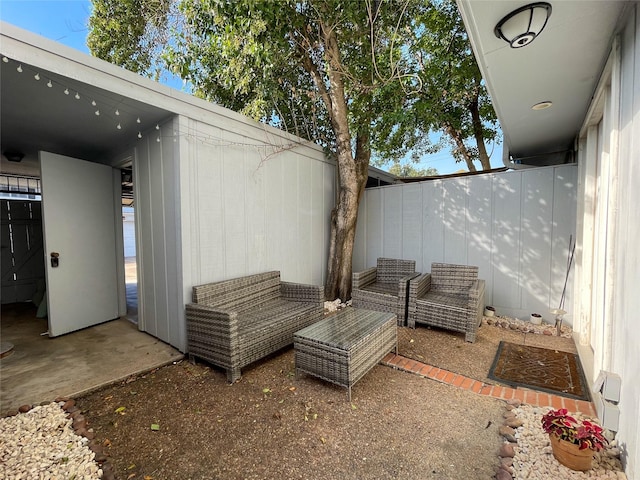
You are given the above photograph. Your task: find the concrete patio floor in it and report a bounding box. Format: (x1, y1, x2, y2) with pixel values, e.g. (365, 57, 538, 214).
(0, 302, 183, 413)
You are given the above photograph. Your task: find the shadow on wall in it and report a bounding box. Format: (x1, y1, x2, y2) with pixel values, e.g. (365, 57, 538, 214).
(355, 165, 577, 324)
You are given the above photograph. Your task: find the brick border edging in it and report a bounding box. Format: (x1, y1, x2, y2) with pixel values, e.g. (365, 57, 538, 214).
(381, 353, 595, 416)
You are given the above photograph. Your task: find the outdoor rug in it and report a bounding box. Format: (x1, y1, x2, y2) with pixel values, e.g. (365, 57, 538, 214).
(488, 341, 590, 401)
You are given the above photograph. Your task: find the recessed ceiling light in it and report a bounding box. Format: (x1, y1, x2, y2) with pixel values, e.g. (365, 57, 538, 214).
(532, 101, 553, 110)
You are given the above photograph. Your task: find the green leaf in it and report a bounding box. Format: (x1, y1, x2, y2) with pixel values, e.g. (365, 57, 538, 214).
(150, 423, 160, 431)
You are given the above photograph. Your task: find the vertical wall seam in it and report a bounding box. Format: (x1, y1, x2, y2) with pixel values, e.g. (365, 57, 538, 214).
(549, 168, 557, 309)
(146, 140, 156, 336)
(158, 127, 171, 341)
(219, 131, 226, 279)
(518, 172, 524, 310)
(465, 177, 470, 265)
(490, 174, 495, 306)
(244, 139, 249, 275)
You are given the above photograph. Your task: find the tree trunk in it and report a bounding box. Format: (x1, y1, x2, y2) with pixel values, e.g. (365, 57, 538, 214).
(470, 95, 491, 170)
(299, 17, 371, 301)
(325, 148, 369, 301)
(444, 122, 476, 172)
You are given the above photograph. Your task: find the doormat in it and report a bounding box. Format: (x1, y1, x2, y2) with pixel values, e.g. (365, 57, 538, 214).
(488, 341, 590, 401)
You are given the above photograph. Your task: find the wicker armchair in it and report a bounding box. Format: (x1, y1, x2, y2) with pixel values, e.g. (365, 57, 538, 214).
(407, 263, 485, 342)
(351, 258, 420, 326)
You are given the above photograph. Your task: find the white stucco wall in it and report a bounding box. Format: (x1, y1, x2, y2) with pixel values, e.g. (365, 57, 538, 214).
(554, 8, 639, 476)
(135, 113, 334, 354)
(353, 165, 577, 324)
(134, 117, 183, 351)
(607, 7, 639, 477)
(177, 115, 334, 292)
(131, 107, 333, 355)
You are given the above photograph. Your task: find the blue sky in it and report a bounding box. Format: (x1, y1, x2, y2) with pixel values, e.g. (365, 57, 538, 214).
(0, 0, 502, 174)
(1, 1, 91, 53)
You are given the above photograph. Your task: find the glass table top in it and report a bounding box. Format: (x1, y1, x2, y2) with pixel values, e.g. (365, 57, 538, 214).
(294, 308, 396, 349)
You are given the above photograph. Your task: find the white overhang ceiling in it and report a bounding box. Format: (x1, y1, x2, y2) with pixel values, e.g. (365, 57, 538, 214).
(457, 0, 630, 164)
(0, 22, 178, 177)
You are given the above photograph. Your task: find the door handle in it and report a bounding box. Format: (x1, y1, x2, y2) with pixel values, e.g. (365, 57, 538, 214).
(50, 252, 60, 268)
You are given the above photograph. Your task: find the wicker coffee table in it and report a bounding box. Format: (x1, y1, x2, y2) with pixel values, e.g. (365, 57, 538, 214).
(294, 308, 397, 401)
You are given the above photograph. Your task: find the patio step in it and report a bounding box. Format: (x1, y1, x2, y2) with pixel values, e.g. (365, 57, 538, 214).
(382, 353, 596, 417)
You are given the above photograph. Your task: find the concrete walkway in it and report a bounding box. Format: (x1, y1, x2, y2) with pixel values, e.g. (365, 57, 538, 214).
(0, 303, 182, 413)
(382, 352, 596, 416)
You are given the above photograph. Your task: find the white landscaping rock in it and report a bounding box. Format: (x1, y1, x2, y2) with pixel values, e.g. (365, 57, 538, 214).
(0, 403, 102, 479)
(483, 314, 573, 338)
(508, 404, 626, 479)
(324, 298, 349, 313)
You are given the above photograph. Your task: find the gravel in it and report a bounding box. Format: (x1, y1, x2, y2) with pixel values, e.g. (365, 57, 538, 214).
(503, 403, 627, 479)
(483, 315, 573, 338)
(0, 402, 102, 479)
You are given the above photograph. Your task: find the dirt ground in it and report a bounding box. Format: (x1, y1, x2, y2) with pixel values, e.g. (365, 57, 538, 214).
(397, 321, 576, 384)
(77, 324, 517, 480)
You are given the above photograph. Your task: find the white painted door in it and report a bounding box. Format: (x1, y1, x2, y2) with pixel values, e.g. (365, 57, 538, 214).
(40, 152, 119, 336)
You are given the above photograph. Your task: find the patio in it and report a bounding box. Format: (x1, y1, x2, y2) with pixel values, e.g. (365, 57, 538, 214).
(0, 302, 182, 413)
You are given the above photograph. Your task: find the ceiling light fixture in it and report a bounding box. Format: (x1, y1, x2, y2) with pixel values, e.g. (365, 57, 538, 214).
(3, 150, 25, 162)
(532, 101, 553, 110)
(494, 2, 552, 48)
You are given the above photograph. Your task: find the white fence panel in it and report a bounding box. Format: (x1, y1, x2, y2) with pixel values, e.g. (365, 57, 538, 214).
(382, 187, 403, 259)
(421, 180, 445, 268)
(354, 165, 577, 323)
(467, 175, 493, 296)
(443, 178, 469, 265)
(402, 184, 423, 268)
(364, 188, 384, 267)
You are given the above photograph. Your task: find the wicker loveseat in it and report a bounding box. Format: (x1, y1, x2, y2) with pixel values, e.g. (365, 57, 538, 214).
(351, 258, 420, 326)
(186, 271, 324, 382)
(407, 263, 485, 342)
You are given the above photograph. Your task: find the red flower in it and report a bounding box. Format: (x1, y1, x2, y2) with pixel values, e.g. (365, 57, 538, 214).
(541, 409, 608, 452)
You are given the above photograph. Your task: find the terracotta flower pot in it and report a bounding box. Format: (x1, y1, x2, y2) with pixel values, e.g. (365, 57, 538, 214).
(549, 434, 594, 471)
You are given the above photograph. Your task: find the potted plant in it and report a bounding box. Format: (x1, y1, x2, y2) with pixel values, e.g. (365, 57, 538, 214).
(541, 408, 608, 471)
(530, 312, 543, 325)
(484, 305, 496, 317)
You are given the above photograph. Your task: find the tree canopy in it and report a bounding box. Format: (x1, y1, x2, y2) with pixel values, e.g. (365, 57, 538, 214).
(87, 0, 499, 298)
(388, 163, 439, 177)
(88, 0, 497, 169)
